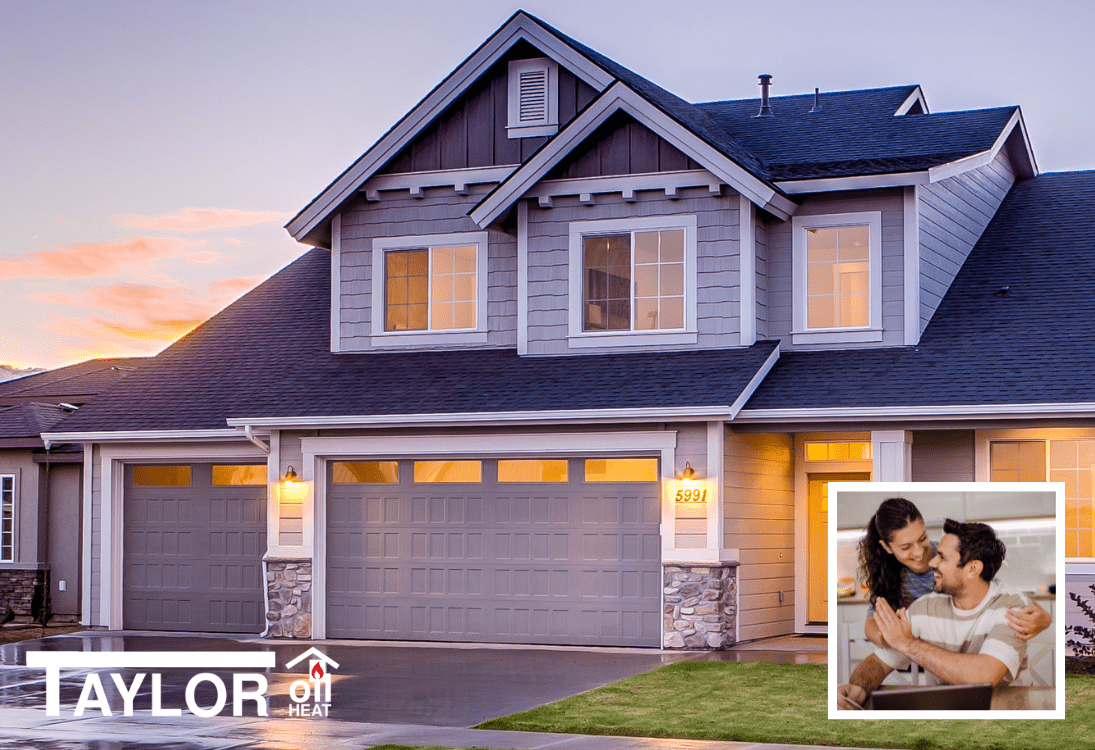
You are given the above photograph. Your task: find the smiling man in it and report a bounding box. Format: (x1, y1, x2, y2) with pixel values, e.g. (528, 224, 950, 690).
(838, 519, 1031, 710)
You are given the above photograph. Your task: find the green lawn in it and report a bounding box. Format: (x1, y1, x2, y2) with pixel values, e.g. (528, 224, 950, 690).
(474, 661, 1094, 750)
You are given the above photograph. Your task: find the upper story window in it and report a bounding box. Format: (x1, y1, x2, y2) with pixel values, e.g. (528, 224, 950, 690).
(567, 215, 698, 349)
(371, 232, 488, 347)
(1, 475, 14, 562)
(792, 211, 882, 345)
(507, 58, 558, 138)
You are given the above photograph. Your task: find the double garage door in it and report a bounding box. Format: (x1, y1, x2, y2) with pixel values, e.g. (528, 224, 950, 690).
(121, 457, 661, 646)
(326, 457, 662, 646)
(123, 464, 266, 633)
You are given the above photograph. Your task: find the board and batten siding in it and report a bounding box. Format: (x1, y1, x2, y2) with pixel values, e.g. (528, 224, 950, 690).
(766, 188, 905, 350)
(910, 430, 975, 482)
(918, 147, 1016, 332)
(724, 430, 795, 641)
(337, 186, 517, 351)
(381, 55, 598, 174)
(545, 114, 701, 179)
(525, 187, 743, 356)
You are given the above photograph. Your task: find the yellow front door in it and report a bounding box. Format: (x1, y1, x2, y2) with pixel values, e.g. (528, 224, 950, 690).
(807, 472, 869, 623)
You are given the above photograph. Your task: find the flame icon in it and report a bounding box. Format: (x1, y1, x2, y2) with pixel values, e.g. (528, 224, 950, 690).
(311, 662, 324, 680)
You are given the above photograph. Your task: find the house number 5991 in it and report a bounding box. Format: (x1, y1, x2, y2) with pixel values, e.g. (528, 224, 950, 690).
(675, 488, 707, 502)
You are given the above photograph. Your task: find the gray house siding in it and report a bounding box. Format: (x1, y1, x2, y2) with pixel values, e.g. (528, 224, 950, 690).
(724, 430, 795, 641)
(673, 422, 708, 550)
(338, 186, 517, 351)
(755, 211, 769, 340)
(918, 148, 1016, 332)
(525, 187, 742, 356)
(767, 188, 905, 350)
(911, 430, 975, 482)
(382, 54, 598, 174)
(546, 114, 701, 179)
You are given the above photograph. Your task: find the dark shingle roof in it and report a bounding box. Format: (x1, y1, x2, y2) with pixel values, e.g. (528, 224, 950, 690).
(0, 403, 72, 439)
(0, 357, 144, 405)
(698, 87, 1017, 181)
(52, 250, 779, 433)
(743, 171, 1095, 411)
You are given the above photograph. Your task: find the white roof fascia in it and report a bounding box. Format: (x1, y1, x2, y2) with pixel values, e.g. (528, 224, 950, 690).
(41, 428, 245, 443)
(286, 14, 613, 244)
(227, 405, 738, 430)
(928, 109, 1037, 183)
(776, 171, 930, 194)
(736, 401, 1095, 423)
(727, 342, 780, 419)
(471, 82, 792, 226)
(894, 86, 929, 116)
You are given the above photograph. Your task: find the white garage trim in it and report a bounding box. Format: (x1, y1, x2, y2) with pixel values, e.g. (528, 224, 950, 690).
(97, 442, 269, 630)
(300, 431, 678, 640)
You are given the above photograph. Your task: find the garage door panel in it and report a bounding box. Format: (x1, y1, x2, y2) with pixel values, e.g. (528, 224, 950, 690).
(124, 464, 266, 633)
(326, 458, 661, 645)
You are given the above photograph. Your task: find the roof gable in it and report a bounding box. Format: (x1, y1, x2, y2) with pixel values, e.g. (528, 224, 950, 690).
(286, 11, 619, 248)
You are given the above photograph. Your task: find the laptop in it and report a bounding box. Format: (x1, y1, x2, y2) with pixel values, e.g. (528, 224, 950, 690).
(869, 683, 994, 711)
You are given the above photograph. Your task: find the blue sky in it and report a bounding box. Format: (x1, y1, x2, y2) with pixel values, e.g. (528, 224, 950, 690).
(3, 0, 1094, 368)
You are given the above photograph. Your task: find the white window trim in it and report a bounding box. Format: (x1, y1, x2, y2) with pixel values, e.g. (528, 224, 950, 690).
(791, 211, 882, 345)
(0, 474, 14, 563)
(507, 57, 559, 139)
(567, 214, 698, 348)
(370, 231, 489, 347)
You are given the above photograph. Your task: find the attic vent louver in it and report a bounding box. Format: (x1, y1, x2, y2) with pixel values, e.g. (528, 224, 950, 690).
(754, 74, 774, 118)
(518, 69, 548, 122)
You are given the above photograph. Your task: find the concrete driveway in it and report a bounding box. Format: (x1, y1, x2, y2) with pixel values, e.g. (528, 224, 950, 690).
(0, 631, 694, 727)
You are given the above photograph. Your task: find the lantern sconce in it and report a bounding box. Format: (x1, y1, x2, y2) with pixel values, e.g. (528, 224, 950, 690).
(681, 462, 697, 482)
(283, 465, 299, 485)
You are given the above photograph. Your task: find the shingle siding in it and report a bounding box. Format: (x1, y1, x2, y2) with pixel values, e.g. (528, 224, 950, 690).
(919, 147, 1016, 332)
(526, 187, 742, 356)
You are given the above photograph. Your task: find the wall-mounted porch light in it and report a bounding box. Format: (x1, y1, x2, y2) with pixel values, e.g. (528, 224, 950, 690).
(681, 462, 697, 482)
(279, 465, 306, 503)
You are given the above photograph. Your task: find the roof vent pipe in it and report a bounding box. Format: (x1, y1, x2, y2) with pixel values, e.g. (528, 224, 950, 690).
(754, 74, 774, 117)
(810, 87, 822, 113)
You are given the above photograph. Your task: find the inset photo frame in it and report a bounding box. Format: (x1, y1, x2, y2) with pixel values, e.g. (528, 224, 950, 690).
(827, 482, 1064, 720)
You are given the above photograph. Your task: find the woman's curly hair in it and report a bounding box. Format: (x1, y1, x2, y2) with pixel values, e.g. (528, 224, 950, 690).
(858, 497, 923, 610)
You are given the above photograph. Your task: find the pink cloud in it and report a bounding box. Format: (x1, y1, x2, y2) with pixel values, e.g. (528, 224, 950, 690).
(209, 275, 264, 295)
(112, 207, 285, 232)
(0, 237, 198, 280)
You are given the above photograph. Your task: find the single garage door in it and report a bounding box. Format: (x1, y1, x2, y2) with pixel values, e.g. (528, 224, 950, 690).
(327, 457, 662, 646)
(124, 463, 267, 633)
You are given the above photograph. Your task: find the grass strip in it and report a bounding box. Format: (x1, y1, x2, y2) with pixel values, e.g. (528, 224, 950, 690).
(476, 661, 1095, 750)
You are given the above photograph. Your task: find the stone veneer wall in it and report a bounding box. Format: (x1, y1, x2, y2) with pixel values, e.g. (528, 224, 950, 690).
(266, 559, 312, 638)
(662, 563, 737, 649)
(0, 569, 49, 622)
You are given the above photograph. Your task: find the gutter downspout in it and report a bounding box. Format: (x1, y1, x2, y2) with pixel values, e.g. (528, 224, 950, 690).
(243, 425, 270, 454)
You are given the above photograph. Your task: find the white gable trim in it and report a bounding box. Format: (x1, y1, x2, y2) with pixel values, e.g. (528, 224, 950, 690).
(470, 81, 795, 226)
(776, 171, 930, 194)
(894, 86, 929, 116)
(286, 13, 613, 246)
(928, 109, 1037, 182)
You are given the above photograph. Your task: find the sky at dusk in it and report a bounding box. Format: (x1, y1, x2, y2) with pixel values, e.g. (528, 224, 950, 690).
(3, 0, 1094, 370)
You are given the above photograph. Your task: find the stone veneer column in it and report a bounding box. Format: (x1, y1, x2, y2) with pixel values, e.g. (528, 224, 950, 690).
(265, 559, 313, 638)
(0, 568, 49, 622)
(662, 563, 737, 649)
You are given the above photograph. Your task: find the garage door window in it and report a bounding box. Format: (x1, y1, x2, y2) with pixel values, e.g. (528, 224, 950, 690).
(584, 458, 658, 482)
(497, 459, 568, 483)
(414, 460, 482, 483)
(132, 465, 191, 486)
(211, 465, 266, 485)
(332, 461, 399, 484)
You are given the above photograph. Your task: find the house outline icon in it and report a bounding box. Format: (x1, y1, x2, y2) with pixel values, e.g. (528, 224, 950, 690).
(286, 647, 340, 671)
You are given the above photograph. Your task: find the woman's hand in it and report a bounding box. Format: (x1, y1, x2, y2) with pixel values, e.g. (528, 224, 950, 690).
(1005, 601, 1052, 641)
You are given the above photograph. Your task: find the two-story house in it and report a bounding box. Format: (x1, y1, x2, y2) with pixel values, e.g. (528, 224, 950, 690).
(45, 11, 1095, 648)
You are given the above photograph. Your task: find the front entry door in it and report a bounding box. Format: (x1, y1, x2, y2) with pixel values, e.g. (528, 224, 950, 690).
(807, 472, 869, 624)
